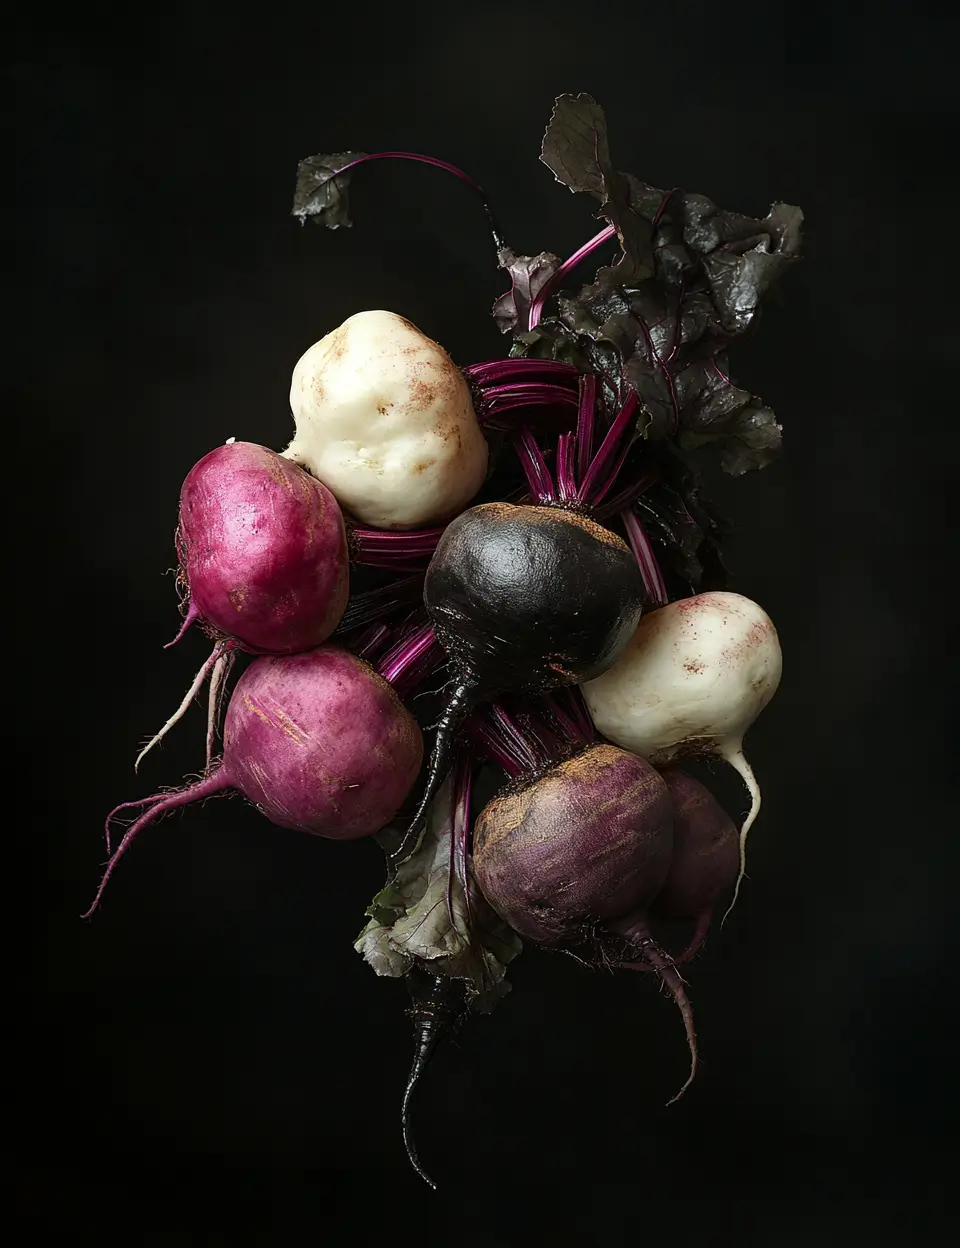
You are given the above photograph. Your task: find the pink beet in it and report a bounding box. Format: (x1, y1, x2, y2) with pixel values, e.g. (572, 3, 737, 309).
(176, 440, 349, 655)
(87, 646, 423, 915)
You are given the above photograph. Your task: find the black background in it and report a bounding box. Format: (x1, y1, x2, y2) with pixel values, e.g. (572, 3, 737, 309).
(14, 2, 958, 1242)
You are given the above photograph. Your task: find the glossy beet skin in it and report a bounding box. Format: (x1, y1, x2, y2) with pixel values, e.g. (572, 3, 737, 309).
(426, 502, 645, 695)
(84, 647, 423, 915)
(651, 768, 740, 960)
(473, 744, 673, 946)
(177, 441, 350, 653)
(472, 744, 699, 1101)
(391, 503, 646, 863)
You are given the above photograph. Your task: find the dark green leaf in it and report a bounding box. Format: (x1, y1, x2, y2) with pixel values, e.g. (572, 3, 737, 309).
(291, 150, 367, 228)
(540, 93, 654, 289)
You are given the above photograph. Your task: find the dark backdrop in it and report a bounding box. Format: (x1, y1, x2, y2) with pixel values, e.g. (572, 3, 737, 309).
(14, 2, 957, 1243)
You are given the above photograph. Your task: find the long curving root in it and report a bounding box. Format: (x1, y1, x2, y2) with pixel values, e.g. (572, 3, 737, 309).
(134, 640, 233, 772)
(85, 772, 231, 918)
(719, 744, 761, 926)
(621, 936, 698, 1105)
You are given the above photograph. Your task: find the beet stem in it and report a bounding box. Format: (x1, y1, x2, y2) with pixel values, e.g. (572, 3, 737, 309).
(513, 428, 556, 501)
(578, 392, 640, 505)
(320, 151, 505, 253)
(575, 375, 597, 482)
(528, 223, 618, 329)
(555, 433, 578, 501)
(621, 508, 669, 607)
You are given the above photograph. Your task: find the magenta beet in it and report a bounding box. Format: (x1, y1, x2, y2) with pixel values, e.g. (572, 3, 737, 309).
(176, 441, 349, 654)
(86, 647, 423, 915)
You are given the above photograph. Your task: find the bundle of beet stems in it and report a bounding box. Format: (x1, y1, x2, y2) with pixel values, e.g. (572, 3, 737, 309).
(86, 93, 801, 1189)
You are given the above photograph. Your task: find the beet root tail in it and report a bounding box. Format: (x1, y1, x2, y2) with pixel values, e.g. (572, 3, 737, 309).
(719, 745, 761, 927)
(623, 937, 698, 1105)
(164, 599, 201, 649)
(84, 771, 230, 918)
(134, 642, 229, 772)
(400, 972, 466, 1191)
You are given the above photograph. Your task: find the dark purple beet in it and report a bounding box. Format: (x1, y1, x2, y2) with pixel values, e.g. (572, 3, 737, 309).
(472, 743, 698, 1101)
(392, 503, 645, 863)
(85, 647, 422, 916)
(176, 441, 349, 654)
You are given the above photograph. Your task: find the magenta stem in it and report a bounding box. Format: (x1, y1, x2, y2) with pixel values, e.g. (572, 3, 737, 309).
(551, 686, 596, 744)
(352, 623, 393, 663)
(575, 375, 597, 481)
(377, 624, 443, 698)
(578, 392, 640, 504)
(513, 428, 556, 501)
(351, 527, 444, 560)
(595, 466, 659, 520)
(334, 575, 423, 634)
(465, 714, 526, 779)
(622, 508, 669, 607)
(325, 151, 504, 250)
(528, 223, 618, 330)
(481, 383, 580, 411)
(487, 704, 541, 774)
(555, 433, 578, 501)
(464, 359, 578, 385)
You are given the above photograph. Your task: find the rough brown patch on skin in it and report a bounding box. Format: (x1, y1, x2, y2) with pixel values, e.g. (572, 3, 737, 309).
(228, 586, 248, 612)
(409, 378, 438, 411)
(684, 660, 706, 674)
(377, 402, 392, 416)
(473, 503, 630, 554)
(412, 458, 437, 475)
(327, 324, 350, 362)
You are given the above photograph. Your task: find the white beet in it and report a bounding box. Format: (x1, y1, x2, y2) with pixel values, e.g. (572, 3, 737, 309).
(581, 591, 782, 919)
(284, 310, 489, 529)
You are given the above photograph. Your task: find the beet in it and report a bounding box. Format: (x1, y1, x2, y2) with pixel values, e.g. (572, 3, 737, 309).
(393, 502, 644, 862)
(86, 647, 422, 915)
(176, 440, 349, 654)
(473, 743, 698, 1101)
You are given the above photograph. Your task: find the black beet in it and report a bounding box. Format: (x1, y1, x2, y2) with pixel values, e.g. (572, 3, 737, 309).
(392, 502, 644, 863)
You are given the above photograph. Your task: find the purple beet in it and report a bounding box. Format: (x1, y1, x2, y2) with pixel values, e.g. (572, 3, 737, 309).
(176, 441, 349, 654)
(473, 743, 698, 1101)
(86, 646, 423, 916)
(652, 768, 741, 962)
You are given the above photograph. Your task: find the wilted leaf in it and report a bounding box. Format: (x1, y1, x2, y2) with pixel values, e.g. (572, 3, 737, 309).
(292, 150, 367, 228)
(355, 776, 522, 1004)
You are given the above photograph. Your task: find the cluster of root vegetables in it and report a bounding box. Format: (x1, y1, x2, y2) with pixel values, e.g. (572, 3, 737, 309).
(89, 305, 781, 1186)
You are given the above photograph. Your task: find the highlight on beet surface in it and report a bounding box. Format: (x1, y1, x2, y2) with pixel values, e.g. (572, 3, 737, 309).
(89, 90, 802, 1190)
